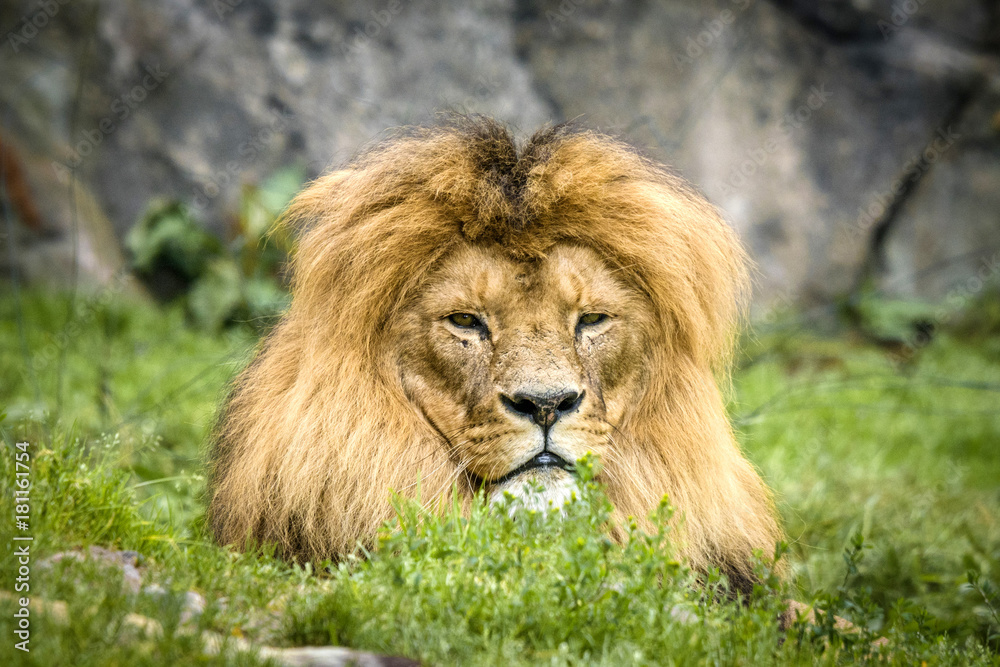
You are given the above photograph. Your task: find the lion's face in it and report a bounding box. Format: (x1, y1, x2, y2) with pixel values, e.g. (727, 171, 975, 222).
(396, 242, 652, 505)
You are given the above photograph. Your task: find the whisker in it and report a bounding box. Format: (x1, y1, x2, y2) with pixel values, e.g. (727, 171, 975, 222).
(397, 458, 454, 493)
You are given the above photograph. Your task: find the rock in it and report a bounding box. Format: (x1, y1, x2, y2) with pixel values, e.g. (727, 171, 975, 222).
(85, 0, 550, 238)
(879, 72, 1000, 300)
(516, 0, 1000, 305)
(142, 584, 207, 626)
(41, 545, 144, 593)
(1, 0, 548, 288)
(1, 0, 998, 305)
(29, 544, 414, 664)
(0, 587, 418, 666)
(258, 645, 421, 667)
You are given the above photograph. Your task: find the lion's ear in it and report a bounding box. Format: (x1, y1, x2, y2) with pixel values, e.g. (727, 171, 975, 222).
(277, 169, 353, 232)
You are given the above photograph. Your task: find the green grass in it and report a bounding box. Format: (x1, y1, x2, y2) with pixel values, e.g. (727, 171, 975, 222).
(1, 289, 999, 665)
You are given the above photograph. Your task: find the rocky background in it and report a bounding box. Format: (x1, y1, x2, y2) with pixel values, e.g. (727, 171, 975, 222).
(1, 0, 998, 308)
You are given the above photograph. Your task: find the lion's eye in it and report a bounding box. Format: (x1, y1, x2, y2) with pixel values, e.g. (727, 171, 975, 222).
(447, 312, 482, 329)
(578, 312, 608, 327)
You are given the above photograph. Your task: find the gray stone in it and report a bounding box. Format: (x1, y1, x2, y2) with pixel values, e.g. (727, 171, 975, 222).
(516, 0, 999, 305)
(40, 546, 144, 593)
(1, 0, 997, 306)
(259, 645, 420, 667)
(879, 72, 1000, 300)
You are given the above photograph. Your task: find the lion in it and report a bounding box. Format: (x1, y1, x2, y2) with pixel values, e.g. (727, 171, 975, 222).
(208, 114, 782, 595)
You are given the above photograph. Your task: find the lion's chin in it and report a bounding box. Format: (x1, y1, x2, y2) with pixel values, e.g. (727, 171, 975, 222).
(487, 466, 579, 515)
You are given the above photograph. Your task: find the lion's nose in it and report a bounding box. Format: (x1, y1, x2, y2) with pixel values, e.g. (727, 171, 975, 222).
(501, 389, 584, 428)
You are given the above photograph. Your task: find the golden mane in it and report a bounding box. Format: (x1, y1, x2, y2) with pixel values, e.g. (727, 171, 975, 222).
(208, 115, 780, 588)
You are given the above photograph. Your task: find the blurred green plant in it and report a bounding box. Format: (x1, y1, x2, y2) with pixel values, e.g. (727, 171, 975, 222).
(951, 285, 1000, 344)
(285, 457, 798, 665)
(126, 167, 304, 331)
(839, 276, 1000, 359)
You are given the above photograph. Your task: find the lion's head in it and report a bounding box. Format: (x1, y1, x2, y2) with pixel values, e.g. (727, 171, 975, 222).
(209, 115, 781, 592)
(396, 241, 653, 510)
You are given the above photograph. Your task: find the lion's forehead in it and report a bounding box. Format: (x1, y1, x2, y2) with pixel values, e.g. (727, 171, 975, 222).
(417, 242, 636, 324)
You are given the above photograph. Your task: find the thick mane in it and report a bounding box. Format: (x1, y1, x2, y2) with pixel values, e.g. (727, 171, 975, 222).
(209, 115, 779, 586)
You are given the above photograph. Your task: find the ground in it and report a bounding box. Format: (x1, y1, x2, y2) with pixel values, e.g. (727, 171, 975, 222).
(0, 290, 998, 665)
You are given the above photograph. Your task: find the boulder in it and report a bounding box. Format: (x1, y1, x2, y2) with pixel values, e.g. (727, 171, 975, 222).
(1, 0, 997, 305)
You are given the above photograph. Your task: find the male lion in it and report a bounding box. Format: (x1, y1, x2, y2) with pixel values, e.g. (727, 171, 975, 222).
(208, 115, 782, 595)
